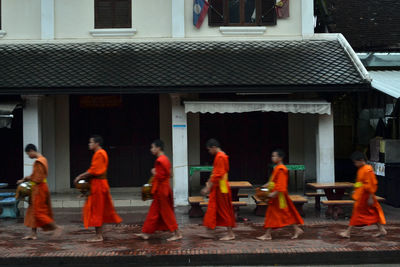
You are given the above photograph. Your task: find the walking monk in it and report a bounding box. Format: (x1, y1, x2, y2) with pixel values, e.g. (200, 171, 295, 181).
(17, 144, 62, 240)
(74, 135, 122, 242)
(201, 139, 236, 241)
(257, 149, 304, 240)
(136, 139, 182, 241)
(339, 151, 386, 238)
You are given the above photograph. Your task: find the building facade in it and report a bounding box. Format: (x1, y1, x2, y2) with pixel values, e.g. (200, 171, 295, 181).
(0, 0, 370, 205)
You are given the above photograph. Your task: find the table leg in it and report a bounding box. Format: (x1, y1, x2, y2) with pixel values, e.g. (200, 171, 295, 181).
(324, 188, 346, 219)
(188, 204, 204, 218)
(231, 188, 239, 201)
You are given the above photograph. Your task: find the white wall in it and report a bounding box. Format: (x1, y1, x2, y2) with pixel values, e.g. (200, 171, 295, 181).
(55, 0, 171, 39)
(2, 0, 41, 39)
(55, 0, 94, 39)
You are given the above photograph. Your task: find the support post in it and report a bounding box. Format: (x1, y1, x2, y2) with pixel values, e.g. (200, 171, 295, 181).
(22, 96, 43, 178)
(316, 108, 335, 183)
(41, 0, 55, 39)
(172, 0, 185, 38)
(171, 94, 189, 206)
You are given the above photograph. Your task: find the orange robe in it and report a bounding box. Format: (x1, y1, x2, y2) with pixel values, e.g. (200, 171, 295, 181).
(264, 164, 304, 229)
(83, 149, 122, 228)
(24, 156, 54, 230)
(349, 164, 386, 226)
(203, 151, 236, 229)
(142, 155, 178, 233)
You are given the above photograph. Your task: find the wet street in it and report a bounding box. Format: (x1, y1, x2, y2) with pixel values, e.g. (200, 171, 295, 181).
(0, 203, 400, 266)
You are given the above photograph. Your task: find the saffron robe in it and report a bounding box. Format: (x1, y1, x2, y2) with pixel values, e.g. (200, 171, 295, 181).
(203, 151, 236, 229)
(264, 164, 304, 228)
(349, 164, 386, 226)
(142, 155, 178, 233)
(83, 149, 122, 228)
(24, 156, 54, 229)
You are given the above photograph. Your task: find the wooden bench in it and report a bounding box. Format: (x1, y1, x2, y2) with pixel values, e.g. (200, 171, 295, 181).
(199, 201, 248, 207)
(252, 195, 308, 217)
(321, 196, 386, 220)
(188, 196, 205, 217)
(0, 192, 16, 198)
(0, 197, 20, 218)
(237, 193, 249, 199)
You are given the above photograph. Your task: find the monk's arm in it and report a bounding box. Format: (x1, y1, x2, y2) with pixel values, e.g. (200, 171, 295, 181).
(364, 171, 377, 205)
(268, 170, 286, 198)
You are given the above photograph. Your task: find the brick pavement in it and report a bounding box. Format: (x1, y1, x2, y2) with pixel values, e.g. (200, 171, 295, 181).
(0, 204, 400, 266)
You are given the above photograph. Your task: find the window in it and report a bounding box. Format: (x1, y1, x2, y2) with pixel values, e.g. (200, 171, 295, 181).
(208, 0, 276, 26)
(95, 0, 132, 29)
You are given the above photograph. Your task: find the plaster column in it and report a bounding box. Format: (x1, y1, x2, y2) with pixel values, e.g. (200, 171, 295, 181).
(171, 94, 189, 206)
(22, 96, 43, 178)
(172, 0, 185, 37)
(316, 109, 335, 183)
(41, 0, 55, 39)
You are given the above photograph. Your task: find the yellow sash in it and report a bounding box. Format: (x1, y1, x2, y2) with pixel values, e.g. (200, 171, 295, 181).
(30, 178, 47, 186)
(219, 173, 229, 193)
(354, 182, 363, 188)
(278, 192, 287, 209)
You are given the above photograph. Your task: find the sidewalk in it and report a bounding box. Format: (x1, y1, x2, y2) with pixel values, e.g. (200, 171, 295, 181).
(1, 203, 400, 266)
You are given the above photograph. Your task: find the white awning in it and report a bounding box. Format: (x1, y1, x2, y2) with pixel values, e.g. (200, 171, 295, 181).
(370, 71, 400, 99)
(0, 102, 18, 128)
(184, 101, 331, 115)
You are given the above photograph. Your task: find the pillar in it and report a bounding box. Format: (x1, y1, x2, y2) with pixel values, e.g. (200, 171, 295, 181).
(172, 0, 185, 38)
(22, 96, 42, 178)
(171, 94, 189, 206)
(316, 109, 335, 183)
(41, 0, 55, 39)
(301, 0, 314, 37)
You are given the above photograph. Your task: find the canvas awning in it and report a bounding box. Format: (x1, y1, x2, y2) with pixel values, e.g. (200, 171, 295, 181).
(0, 102, 18, 128)
(370, 71, 400, 99)
(184, 101, 331, 115)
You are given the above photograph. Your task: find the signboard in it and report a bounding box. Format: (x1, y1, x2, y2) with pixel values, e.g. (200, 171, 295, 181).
(79, 96, 122, 108)
(368, 161, 385, 176)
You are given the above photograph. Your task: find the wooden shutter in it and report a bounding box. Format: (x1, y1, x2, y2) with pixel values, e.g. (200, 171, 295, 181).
(95, 0, 131, 29)
(258, 0, 276, 25)
(208, 0, 225, 26)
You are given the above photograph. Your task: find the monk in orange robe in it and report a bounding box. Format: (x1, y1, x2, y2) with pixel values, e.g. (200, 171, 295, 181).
(17, 144, 62, 240)
(201, 139, 236, 241)
(74, 135, 122, 242)
(339, 151, 386, 238)
(136, 139, 182, 241)
(257, 149, 304, 240)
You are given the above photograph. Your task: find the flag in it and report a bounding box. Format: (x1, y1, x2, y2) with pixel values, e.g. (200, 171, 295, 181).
(193, 0, 209, 29)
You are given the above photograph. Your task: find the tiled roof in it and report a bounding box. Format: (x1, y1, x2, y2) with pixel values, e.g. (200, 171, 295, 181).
(0, 39, 370, 94)
(319, 0, 400, 52)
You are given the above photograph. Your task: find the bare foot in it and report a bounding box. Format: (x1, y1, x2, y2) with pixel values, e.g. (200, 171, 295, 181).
(22, 235, 37, 240)
(256, 234, 272, 241)
(167, 233, 183, 242)
(219, 234, 235, 241)
(339, 231, 350, 238)
(291, 228, 304, 239)
(86, 236, 103, 242)
(373, 228, 387, 238)
(135, 233, 150, 240)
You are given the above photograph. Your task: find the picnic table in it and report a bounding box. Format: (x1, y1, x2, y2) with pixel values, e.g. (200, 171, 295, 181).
(228, 181, 252, 201)
(307, 182, 354, 218)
